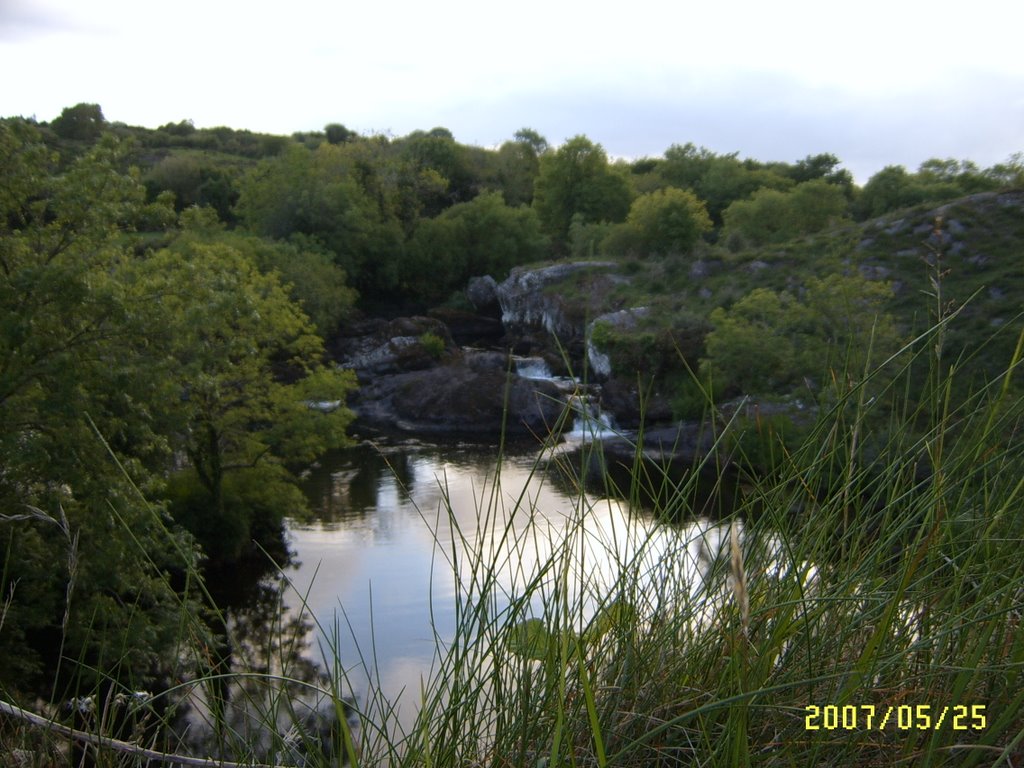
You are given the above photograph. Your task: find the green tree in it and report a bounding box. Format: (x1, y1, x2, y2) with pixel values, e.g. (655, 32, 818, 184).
(236, 142, 404, 297)
(406, 191, 548, 303)
(700, 275, 899, 396)
(400, 128, 477, 213)
(985, 152, 1024, 187)
(50, 102, 106, 142)
(622, 187, 712, 256)
(659, 143, 793, 225)
(853, 165, 914, 220)
(325, 122, 356, 145)
(144, 154, 202, 210)
(532, 135, 633, 247)
(0, 119, 196, 696)
(721, 179, 848, 246)
(133, 239, 357, 560)
(700, 289, 814, 394)
(170, 208, 357, 337)
(787, 152, 854, 194)
(496, 128, 548, 206)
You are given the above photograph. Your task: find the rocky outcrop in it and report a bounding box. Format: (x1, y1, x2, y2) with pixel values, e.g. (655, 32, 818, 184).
(350, 350, 566, 438)
(335, 316, 452, 377)
(495, 261, 620, 340)
(586, 307, 651, 379)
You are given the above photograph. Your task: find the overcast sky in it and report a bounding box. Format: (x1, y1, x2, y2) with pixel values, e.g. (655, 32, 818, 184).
(2, 0, 1021, 182)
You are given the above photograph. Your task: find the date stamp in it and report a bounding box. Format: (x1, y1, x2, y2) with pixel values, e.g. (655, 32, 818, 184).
(805, 704, 986, 731)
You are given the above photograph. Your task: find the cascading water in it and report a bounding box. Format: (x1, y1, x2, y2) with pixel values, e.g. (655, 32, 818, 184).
(512, 356, 622, 443)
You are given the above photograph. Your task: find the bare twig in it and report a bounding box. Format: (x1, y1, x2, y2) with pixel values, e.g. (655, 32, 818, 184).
(0, 697, 289, 768)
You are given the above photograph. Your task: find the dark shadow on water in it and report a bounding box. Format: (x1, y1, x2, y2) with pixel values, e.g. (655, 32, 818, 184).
(546, 441, 747, 523)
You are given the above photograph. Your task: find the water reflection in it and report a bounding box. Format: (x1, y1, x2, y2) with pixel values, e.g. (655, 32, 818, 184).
(283, 439, 737, 733)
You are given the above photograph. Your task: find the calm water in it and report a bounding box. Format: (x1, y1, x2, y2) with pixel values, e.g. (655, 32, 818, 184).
(280, 434, 731, 728)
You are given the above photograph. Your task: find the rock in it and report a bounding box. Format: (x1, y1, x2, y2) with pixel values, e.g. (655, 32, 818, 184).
(689, 259, 714, 279)
(859, 263, 891, 280)
(466, 275, 499, 311)
(336, 316, 452, 376)
(947, 218, 967, 235)
(599, 378, 674, 429)
(429, 307, 504, 346)
(586, 307, 650, 380)
(496, 261, 619, 340)
(928, 229, 954, 248)
(351, 358, 566, 438)
(746, 260, 770, 272)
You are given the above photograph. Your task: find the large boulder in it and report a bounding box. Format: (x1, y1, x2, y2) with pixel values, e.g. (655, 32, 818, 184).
(350, 351, 566, 438)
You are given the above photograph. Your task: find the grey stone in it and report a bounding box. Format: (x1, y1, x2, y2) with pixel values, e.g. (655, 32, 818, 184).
(466, 275, 499, 310)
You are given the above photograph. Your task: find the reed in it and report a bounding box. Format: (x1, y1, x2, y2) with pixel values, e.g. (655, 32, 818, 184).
(3, 309, 1023, 767)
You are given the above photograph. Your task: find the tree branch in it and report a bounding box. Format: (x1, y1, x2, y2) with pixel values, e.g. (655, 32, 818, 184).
(0, 697, 287, 768)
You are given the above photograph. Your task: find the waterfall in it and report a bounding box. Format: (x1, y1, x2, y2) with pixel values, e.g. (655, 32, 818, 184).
(513, 356, 622, 444)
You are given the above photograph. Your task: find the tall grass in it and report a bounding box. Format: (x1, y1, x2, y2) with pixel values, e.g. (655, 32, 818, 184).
(4, 312, 1024, 767)
(344, 317, 1024, 766)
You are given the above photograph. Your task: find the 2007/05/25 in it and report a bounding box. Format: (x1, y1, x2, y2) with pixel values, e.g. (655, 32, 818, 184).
(805, 704, 986, 731)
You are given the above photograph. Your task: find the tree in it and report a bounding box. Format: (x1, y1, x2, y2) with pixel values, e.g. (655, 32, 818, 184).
(0, 120, 196, 696)
(514, 127, 549, 157)
(700, 289, 814, 394)
(658, 143, 793, 224)
(496, 128, 549, 206)
(400, 128, 477, 213)
(532, 135, 633, 247)
(721, 179, 848, 246)
(50, 102, 106, 141)
(325, 123, 356, 145)
(406, 191, 548, 303)
(622, 187, 712, 256)
(235, 143, 404, 296)
(170, 208, 357, 337)
(699, 275, 899, 396)
(133, 239, 357, 561)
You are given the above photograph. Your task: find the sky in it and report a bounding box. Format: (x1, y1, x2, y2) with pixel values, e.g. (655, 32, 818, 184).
(1, 0, 1021, 183)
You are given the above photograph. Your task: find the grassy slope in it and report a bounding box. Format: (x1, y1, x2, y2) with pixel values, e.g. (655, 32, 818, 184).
(540, 189, 1024, 396)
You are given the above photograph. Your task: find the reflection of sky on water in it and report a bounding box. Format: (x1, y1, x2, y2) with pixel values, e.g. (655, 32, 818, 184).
(287, 443, 729, 729)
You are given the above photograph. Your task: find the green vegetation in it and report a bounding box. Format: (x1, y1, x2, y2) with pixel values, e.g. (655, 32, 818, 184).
(6, 317, 1022, 765)
(2, 104, 1023, 765)
(0, 117, 354, 701)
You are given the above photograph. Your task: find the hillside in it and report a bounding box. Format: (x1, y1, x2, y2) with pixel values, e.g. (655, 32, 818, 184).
(477, 189, 1024, 423)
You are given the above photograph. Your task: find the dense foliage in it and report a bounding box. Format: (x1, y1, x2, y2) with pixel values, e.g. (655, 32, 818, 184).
(0, 118, 355, 698)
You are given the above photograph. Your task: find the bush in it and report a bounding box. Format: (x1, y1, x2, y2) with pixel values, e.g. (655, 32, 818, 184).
(419, 331, 446, 359)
